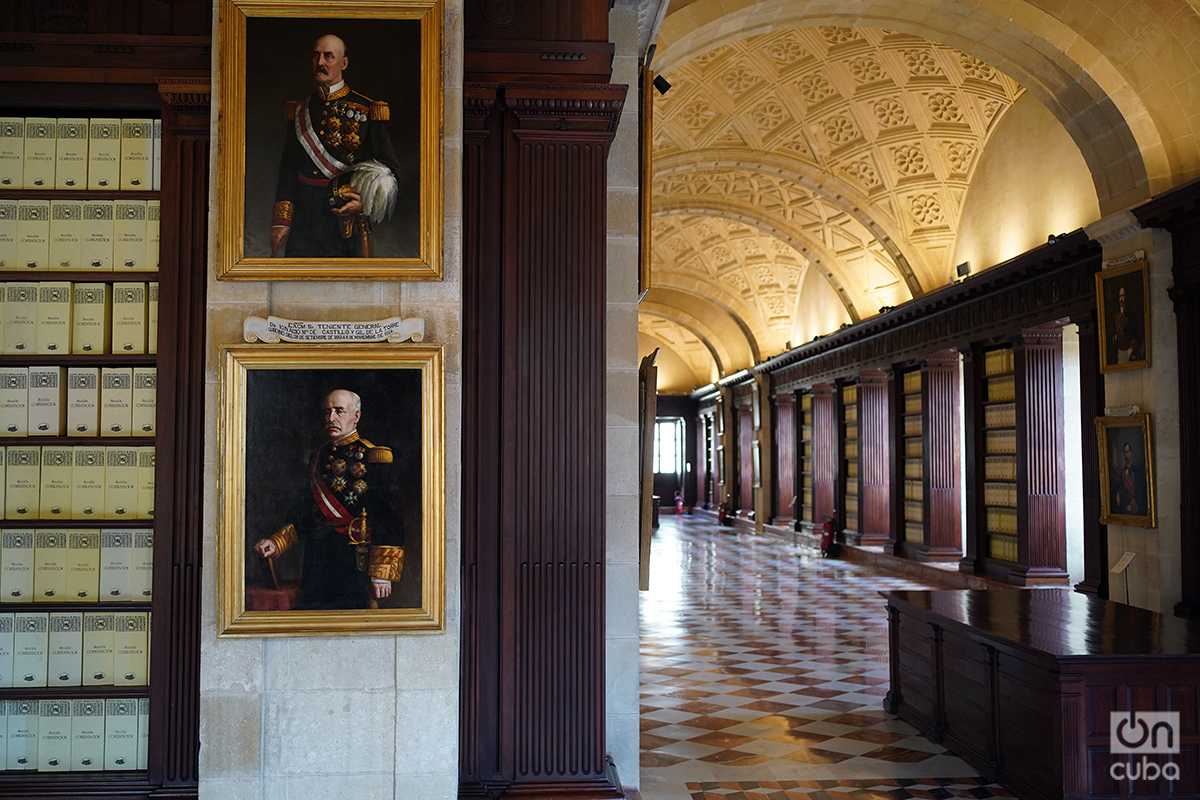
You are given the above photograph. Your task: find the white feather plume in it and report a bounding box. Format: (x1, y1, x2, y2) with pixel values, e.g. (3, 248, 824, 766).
(344, 160, 398, 224)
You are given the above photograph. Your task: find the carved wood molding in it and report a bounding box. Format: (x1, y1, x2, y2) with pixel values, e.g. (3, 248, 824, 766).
(156, 77, 211, 111)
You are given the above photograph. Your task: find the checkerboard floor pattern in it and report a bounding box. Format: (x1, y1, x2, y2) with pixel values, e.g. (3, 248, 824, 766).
(638, 516, 1020, 800)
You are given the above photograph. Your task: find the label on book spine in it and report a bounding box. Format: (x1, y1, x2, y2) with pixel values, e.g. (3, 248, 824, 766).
(54, 118, 88, 190)
(7, 699, 38, 769)
(137, 448, 155, 519)
(79, 200, 113, 271)
(0, 199, 16, 269)
(120, 119, 153, 190)
(98, 530, 132, 600)
(0, 118, 23, 189)
(70, 698, 104, 770)
(113, 201, 147, 271)
(100, 367, 133, 436)
(131, 531, 152, 600)
(146, 199, 160, 270)
(0, 366, 28, 436)
(104, 698, 138, 769)
(72, 283, 111, 353)
(0, 530, 34, 603)
(88, 119, 121, 190)
(48, 612, 83, 686)
(4, 281, 38, 353)
(111, 282, 147, 353)
(133, 367, 155, 436)
(83, 612, 114, 685)
(136, 696, 149, 769)
(0, 614, 13, 687)
(38, 444, 72, 518)
(34, 529, 69, 602)
(72, 446, 105, 519)
(67, 367, 100, 436)
(36, 281, 72, 354)
(22, 118, 55, 190)
(66, 530, 99, 601)
(105, 446, 138, 518)
(147, 281, 158, 354)
(37, 698, 71, 771)
(28, 365, 66, 436)
(152, 119, 162, 191)
(15, 200, 50, 271)
(5, 445, 40, 519)
(48, 200, 83, 270)
(112, 611, 147, 685)
(13, 613, 48, 688)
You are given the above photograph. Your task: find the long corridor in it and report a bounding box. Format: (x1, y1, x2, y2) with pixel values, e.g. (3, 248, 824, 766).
(639, 515, 1018, 800)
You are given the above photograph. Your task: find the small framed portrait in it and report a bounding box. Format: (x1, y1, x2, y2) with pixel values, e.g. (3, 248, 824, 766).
(217, 344, 445, 636)
(1096, 412, 1156, 528)
(215, 0, 443, 280)
(1096, 260, 1151, 373)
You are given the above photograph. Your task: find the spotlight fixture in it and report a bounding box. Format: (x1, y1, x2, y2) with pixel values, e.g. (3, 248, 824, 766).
(1047, 233, 1066, 246)
(653, 74, 672, 95)
(955, 261, 971, 278)
(879, 305, 895, 314)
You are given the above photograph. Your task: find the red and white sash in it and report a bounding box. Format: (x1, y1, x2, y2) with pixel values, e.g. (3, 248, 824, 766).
(294, 97, 348, 180)
(309, 448, 352, 529)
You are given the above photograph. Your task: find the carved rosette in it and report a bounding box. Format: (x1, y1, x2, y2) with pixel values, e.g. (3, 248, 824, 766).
(156, 77, 212, 113)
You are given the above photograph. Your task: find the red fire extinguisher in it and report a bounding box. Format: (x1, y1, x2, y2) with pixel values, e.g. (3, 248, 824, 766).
(674, 491, 684, 516)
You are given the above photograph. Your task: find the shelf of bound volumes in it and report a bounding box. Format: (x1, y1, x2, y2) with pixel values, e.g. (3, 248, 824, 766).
(0, 116, 161, 193)
(981, 346, 1017, 562)
(902, 368, 923, 543)
(0, 697, 149, 772)
(799, 392, 814, 524)
(841, 383, 859, 532)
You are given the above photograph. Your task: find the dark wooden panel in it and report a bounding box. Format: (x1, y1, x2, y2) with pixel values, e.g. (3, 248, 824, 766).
(812, 384, 837, 523)
(1074, 314, 1108, 598)
(772, 394, 795, 523)
(738, 404, 753, 513)
(921, 351, 962, 562)
(858, 371, 890, 544)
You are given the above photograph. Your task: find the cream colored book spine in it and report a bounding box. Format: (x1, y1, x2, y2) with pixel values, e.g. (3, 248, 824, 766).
(70, 698, 104, 771)
(0, 199, 16, 270)
(4, 281, 38, 353)
(66, 367, 100, 437)
(130, 531, 152, 601)
(0, 118, 23, 189)
(48, 200, 83, 270)
(112, 611, 147, 685)
(79, 201, 113, 271)
(35, 281, 72, 355)
(146, 200, 160, 271)
(104, 446, 138, 519)
(0, 446, 6, 519)
(12, 613, 48, 688)
(33, 529, 69, 602)
(47, 611, 82, 686)
(65, 530, 100, 602)
(132, 367, 155, 437)
(104, 698, 138, 769)
(6, 699, 38, 770)
(0, 613, 13, 687)
(82, 612, 114, 685)
(0, 529, 34, 603)
(151, 119, 162, 192)
(119, 119, 153, 190)
(28, 365, 66, 436)
(87, 119, 120, 190)
(54, 118, 88, 190)
(38, 445, 72, 519)
(0, 366, 28, 437)
(15, 200, 50, 271)
(136, 448, 154, 520)
(22, 118, 55, 190)
(110, 283, 146, 353)
(5, 445, 40, 520)
(71, 446, 105, 520)
(0, 699, 7, 767)
(98, 530, 132, 600)
(147, 281, 158, 355)
(100, 367, 133, 437)
(71, 283, 111, 353)
(136, 696, 149, 769)
(112, 201, 146, 271)
(36, 699, 70, 771)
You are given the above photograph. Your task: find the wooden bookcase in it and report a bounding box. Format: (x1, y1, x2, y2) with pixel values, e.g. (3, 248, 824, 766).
(0, 31, 208, 799)
(840, 383, 859, 535)
(901, 368, 923, 546)
(797, 391, 814, 526)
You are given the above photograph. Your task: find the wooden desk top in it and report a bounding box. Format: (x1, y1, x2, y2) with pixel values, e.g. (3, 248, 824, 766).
(882, 588, 1200, 659)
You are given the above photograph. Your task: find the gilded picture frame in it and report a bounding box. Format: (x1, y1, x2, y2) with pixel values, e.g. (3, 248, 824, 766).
(215, 0, 443, 280)
(217, 344, 445, 636)
(1096, 412, 1156, 528)
(1096, 259, 1151, 373)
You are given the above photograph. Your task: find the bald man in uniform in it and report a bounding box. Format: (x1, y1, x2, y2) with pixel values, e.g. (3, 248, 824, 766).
(269, 35, 401, 258)
(254, 389, 405, 609)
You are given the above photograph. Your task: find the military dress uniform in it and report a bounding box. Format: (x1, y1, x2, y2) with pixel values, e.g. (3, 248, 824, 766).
(264, 431, 404, 610)
(271, 83, 401, 258)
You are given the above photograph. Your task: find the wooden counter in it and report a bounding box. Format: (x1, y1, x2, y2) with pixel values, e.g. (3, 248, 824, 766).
(882, 589, 1200, 800)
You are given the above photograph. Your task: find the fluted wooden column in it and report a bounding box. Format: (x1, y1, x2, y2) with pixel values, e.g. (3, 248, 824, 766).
(960, 347, 983, 574)
(460, 76, 626, 797)
(772, 393, 796, 524)
(812, 384, 838, 524)
(919, 351, 962, 562)
(858, 370, 890, 545)
(1012, 327, 1068, 583)
(886, 367, 905, 555)
(737, 403, 753, 514)
(1073, 314, 1108, 597)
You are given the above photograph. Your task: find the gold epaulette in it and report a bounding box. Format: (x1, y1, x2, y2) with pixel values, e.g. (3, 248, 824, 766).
(367, 446, 392, 464)
(369, 100, 389, 122)
(284, 100, 300, 121)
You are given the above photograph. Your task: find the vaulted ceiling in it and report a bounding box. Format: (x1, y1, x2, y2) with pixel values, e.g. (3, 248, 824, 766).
(642, 25, 1032, 393)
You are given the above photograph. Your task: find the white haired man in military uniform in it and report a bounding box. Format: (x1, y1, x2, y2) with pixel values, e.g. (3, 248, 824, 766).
(269, 34, 400, 258)
(253, 389, 405, 610)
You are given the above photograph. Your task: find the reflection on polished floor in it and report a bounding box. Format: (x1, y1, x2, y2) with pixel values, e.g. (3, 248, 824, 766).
(639, 515, 1018, 800)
